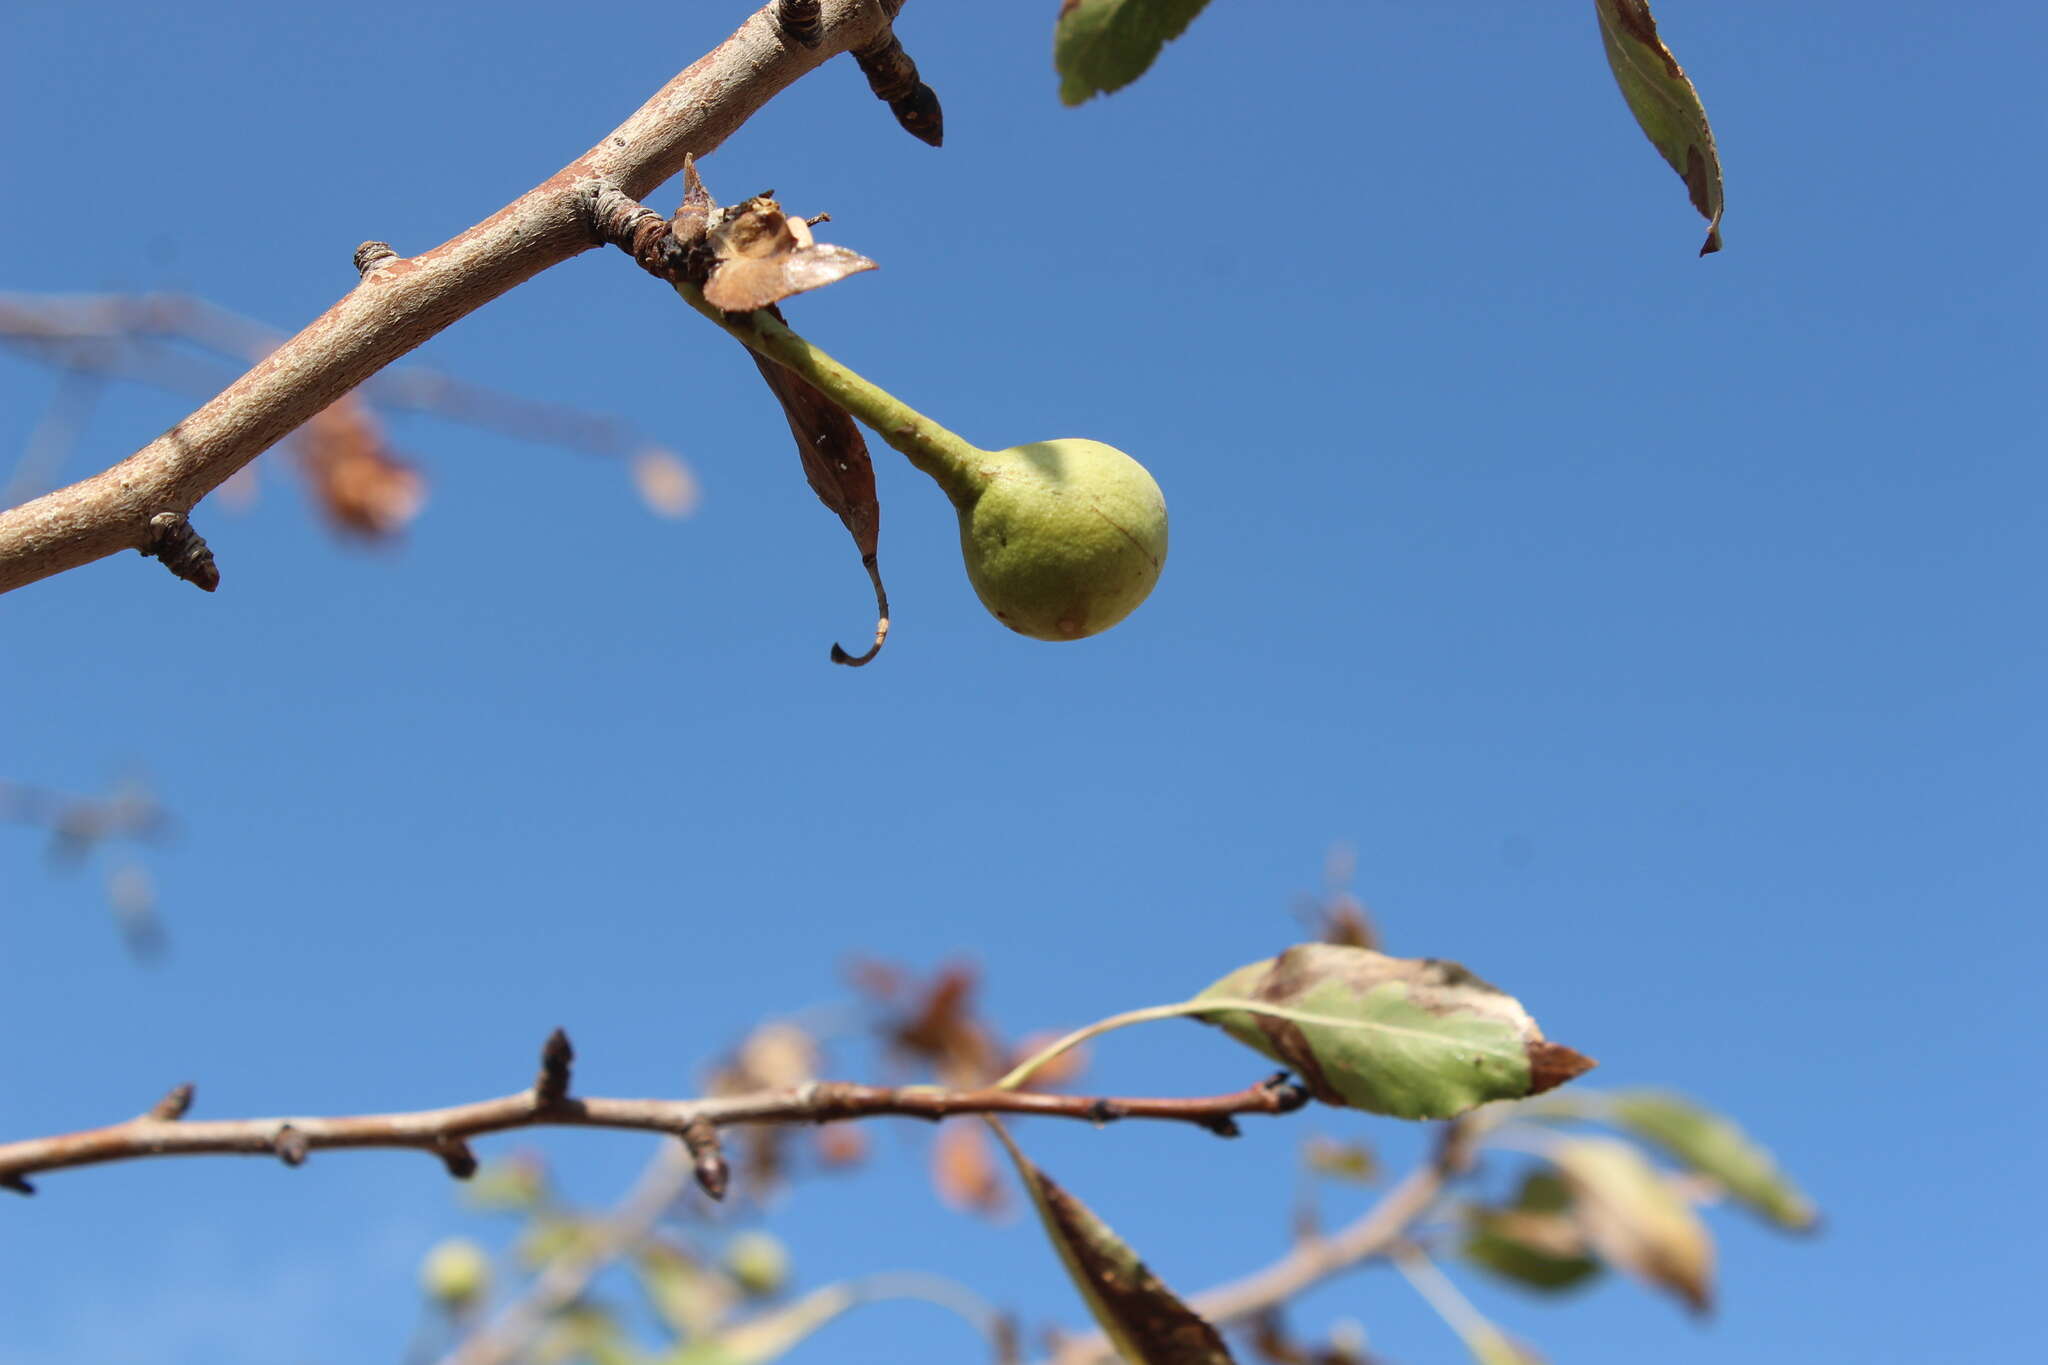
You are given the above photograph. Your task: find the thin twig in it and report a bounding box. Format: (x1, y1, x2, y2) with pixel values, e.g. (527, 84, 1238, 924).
(0, 0, 898, 594)
(0, 1040, 1310, 1192)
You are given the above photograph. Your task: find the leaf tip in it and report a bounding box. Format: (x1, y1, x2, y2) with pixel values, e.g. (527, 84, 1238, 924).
(1526, 1040, 1596, 1096)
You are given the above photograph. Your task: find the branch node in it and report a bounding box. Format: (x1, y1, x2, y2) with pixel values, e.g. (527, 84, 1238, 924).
(1086, 1098, 1123, 1125)
(1, 1174, 34, 1196)
(776, 0, 822, 47)
(1260, 1072, 1311, 1114)
(680, 1117, 729, 1201)
(852, 30, 943, 146)
(272, 1125, 309, 1167)
(534, 1028, 575, 1106)
(139, 512, 219, 592)
(352, 241, 400, 277)
(147, 1082, 195, 1121)
(1198, 1114, 1242, 1139)
(584, 182, 679, 279)
(435, 1138, 479, 1180)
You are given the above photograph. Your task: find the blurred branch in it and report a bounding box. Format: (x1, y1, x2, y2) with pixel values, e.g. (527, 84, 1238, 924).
(1041, 1119, 1480, 1365)
(0, 1030, 1309, 1194)
(0, 0, 898, 594)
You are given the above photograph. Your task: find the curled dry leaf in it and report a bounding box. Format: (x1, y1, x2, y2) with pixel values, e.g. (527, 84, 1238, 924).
(1596, 0, 1725, 254)
(702, 197, 878, 314)
(986, 1121, 1235, 1363)
(1604, 1089, 1818, 1232)
(1196, 945, 1594, 1120)
(1550, 1136, 1715, 1315)
(747, 339, 889, 666)
(292, 394, 425, 539)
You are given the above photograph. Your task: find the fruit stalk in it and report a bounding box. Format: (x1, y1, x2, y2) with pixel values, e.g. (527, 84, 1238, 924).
(672, 282, 984, 505)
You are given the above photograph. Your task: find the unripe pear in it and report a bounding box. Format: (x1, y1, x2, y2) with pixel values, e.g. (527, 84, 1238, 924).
(943, 438, 1168, 641)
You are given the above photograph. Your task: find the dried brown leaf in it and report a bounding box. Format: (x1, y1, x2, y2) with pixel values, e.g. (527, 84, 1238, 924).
(931, 1120, 1007, 1216)
(293, 394, 425, 540)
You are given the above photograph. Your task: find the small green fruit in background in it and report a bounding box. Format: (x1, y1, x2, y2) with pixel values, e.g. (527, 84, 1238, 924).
(723, 1229, 792, 1297)
(420, 1237, 491, 1310)
(946, 438, 1168, 641)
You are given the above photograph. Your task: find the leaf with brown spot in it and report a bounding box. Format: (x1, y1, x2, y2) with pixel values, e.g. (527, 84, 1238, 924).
(1596, 0, 1726, 254)
(1550, 1136, 1715, 1315)
(986, 1121, 1235, 1363)
(1195, 944, 1594, 1120)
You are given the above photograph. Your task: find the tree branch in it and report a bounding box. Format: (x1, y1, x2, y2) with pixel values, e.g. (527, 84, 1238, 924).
(0, 0, 898, 595)
(0, 1037, 1309, 1193)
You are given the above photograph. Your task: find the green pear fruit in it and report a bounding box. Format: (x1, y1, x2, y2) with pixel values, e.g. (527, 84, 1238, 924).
(940, 438, 1168, 641)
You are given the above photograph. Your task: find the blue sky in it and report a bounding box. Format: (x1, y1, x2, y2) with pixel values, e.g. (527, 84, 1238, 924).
(2, 1, 2043, 1362)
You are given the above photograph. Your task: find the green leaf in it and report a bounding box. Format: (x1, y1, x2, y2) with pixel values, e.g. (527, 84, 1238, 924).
(1606, 1089, 1819, 1232)
(1462, 1171, 1603, 1293)
(987, 1121, 1235, 1363)
(1053, 0, 1214, 106)
(1595, 0, 1725, 253)
(1194, 945, 1594, 1119)
(1551, 1137, 1714, 1315)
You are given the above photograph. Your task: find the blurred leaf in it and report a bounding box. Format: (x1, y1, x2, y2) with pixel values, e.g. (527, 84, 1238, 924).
(532, 1303, 639, 1365)
(670, 1284, 862, 1365)
(631, 449, 701, 518)
(1054, 0, 1214, 106)
(1462, 1171, 1601, 1293)
(1595, 0, 1725, 253)
(1195, 945, 1594, 1119)
(1551, 1137, 1714, 1315)
(463, 1152, 549, 1211)
(518, 1214, 597, 1270)
(1301, 1135, 1378, 1184)
(932, 1120, 1008, 1217)
(635, 1241, 737, 1341)
(988, 1121, 1234, 1362)
(292, 393, 426, 539)
(1605, 1089, 1819, 1232)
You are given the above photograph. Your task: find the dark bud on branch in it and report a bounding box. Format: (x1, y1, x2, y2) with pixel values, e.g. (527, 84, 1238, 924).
(681, 1116, 730, 1201)
(535, 1028, 575, 1106)
(140, 512, 218, 592)
(852, 31, 943, 147)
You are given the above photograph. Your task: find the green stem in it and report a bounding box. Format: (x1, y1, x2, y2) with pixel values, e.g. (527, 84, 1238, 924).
(673, 282, 988, 505)
(992, 995, 1430, 1093)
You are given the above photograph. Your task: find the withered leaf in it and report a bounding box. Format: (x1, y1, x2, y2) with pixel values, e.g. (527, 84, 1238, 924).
(1551, 1136, 1715, 1315)
(987, 1121, 1235, 1363)
(746, 332, 889, 665)
(1595, 0, 1726, 254)
(703, 200, 877, 313)
(1195, 944, 1594, 1120)
(931, 1119, 1007, 1216)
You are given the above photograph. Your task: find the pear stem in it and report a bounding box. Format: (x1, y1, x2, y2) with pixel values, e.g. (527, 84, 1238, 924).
(673, 282, 987, 505)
